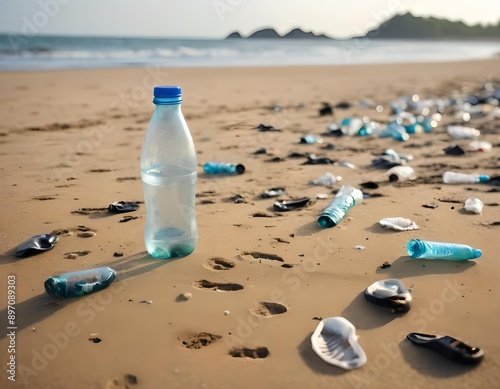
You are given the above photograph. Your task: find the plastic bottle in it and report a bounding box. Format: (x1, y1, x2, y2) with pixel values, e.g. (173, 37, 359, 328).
(385, 166, 416, 182)
(389, 121, 410, 141)
(141, 86, 197, 259)
(407, 239, 482, 260)
(318, 185, 363, 228)
(203, 162, 245, 175)
(44, 267, 116, 297)
(442, 171, 490, 184)
(469, 141, 492, 152)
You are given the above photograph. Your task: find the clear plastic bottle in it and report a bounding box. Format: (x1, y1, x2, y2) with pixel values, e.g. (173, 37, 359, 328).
(318, 185, 363, 228)
(141, 86, 197, 259)
(203, 162, 245, 175)
(44, 267, 116, 297)
(407, 239, 481, 260)
(442, 171, 490, 184)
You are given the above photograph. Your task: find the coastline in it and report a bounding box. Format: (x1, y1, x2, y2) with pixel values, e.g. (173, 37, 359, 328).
(0, 59, 499, 388)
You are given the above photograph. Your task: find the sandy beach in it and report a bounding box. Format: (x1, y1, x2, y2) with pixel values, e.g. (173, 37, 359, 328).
(0, 59, 499, 389)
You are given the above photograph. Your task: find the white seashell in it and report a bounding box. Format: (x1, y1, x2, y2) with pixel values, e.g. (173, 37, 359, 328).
(379, 217, 419, 231)
(311, 317, 367, 370)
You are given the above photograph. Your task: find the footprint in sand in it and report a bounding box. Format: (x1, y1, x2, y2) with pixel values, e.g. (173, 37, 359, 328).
(204, 257, 235, 271)
(178, 332, 221, 349)
(51, 226, 96, 238)
(105, 374, 138, 388)
(250, 302, 287, 317)
(240, 251, 284, 263)
(229, 347, 269, 359)
(64, 250, 90, 259)
(194, 279, 243, 291)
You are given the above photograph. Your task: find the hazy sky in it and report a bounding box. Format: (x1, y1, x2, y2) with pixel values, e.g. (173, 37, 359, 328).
(1, 0, 499, 39)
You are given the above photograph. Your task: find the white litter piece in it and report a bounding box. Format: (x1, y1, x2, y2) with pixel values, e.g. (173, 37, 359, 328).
(310, 172, 342, 187)
(354, 245, 366, 250)
(464, 198, 484, 214)
(316, 193, 329, 199)
(447, 125, 480, 140)
(311, 317, 367, 370)
(379, 217, 419, 231)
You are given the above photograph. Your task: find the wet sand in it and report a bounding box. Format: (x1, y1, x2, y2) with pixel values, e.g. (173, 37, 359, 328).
(0, 59, 499, 388)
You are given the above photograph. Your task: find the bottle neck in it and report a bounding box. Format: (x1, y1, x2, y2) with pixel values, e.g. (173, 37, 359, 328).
(153, 96, 182, 106)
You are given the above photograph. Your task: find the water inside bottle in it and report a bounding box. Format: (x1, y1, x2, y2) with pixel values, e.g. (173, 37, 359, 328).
(141, 166, 197, 259)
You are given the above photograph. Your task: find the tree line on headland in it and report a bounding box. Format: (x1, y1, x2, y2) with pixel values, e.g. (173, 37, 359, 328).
(226, 13, 500, 40)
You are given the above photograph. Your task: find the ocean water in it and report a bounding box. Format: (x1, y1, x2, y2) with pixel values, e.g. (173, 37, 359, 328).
(0, 34, 498, 71)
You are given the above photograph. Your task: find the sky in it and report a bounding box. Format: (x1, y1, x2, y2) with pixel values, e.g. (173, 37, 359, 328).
(0, 0, 499, 39)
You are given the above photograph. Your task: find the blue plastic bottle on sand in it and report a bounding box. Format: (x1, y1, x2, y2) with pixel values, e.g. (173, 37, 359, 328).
(203, 162, 245, 175)
(141, 86, 197, 259)
(44, 267, 116, 297)
(318, 185, 363, 228)
(407, 239, 482, 260)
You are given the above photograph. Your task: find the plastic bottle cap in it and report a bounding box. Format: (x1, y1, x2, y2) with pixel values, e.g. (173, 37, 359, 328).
(236, 164, 245, 174)
(153, 86, 182, 98)
(473, 249, 482, 258)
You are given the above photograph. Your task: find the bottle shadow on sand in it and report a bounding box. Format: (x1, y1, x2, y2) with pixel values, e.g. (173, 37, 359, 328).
(340, 292, 400, 330)
(0, 251, 172, 339)
(375, 255, 476, 278)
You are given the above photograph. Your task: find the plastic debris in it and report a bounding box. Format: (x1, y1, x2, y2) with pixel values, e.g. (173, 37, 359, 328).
(379, 217, 419, 231)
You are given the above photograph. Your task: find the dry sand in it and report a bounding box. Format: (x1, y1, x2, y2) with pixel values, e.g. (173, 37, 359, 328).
(0, 59, 499, 389)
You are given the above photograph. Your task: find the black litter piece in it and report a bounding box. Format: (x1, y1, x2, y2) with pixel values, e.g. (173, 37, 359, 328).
(360, 181, 379, 189)
(335, 101, 352, 109)
(261, 188, 287, 198)
(319, 103, 333, 116)
(489, 176, 500, 186)
(321, 143, 336, 150)
(255, 124, 281, 132)
(302, 157, 335, 165)
(407, 332, 484, 364)
(273, 197, 311, 212)
(15, 234, 59, 257)
(287, 152, 309, 159)
(253, 147, 267, 155)
(108, 201, 140, 213)
(443, 145, 466, 155)
(371, 157, 401, 170)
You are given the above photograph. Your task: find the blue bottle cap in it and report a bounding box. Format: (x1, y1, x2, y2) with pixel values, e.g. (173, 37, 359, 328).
(153, 86, 182, 105)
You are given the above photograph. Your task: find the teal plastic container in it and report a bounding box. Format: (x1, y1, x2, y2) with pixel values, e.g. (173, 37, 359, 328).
(407, 239, 482, 260)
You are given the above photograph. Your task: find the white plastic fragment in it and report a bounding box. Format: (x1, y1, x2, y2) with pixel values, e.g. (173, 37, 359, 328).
(310, 172, 342, 187)
(464, 198, 484, 214)
(379, 217, 419, 231)
(311, 317, 367, 370)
